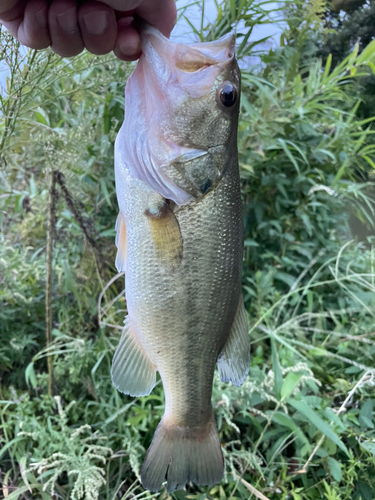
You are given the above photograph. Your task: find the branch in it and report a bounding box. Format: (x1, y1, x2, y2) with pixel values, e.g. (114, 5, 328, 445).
(46, 169, 56, 396)
(54, 171, 106, 280)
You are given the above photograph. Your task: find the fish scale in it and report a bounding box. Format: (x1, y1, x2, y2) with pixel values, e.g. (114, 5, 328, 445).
(112, 23, 251, 493)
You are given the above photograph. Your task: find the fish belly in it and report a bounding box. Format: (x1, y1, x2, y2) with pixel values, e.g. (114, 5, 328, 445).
(125, 165, 242, 424)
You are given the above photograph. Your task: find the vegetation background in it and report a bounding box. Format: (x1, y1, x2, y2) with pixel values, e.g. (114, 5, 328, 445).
(1, 0, 375, 499)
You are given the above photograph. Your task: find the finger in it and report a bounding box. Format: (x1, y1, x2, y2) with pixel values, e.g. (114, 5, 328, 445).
(78, 1, 117, 55)
(0, 0, 26, 38)
(114, 16, 141, 61)
(93, 1, 141, 11)
(48, 0, 84, 57)
(136, 0, 176, 37)
(0, 0, 25, 19)
(17, 0, 50, 49)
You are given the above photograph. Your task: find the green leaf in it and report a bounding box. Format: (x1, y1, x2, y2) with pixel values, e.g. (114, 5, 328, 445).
(359, 399, 374, 429)
(40, 494, 54, 500)
(272, 412, 311, 448)
(300, 213, 313, 237)
(244, 239, 259, 247)
(29, 176, 36, 197)
(356, 38, 375, 64)
(104, 401, 136, 424)
(368, 61, 375, 75)
(230, 0, 236, 19)
(354, 481, 373, 500)
(275, 271, 296, 288)
(91, 351, 107, 377)
(281, 372, 303, 400)
(25, 362, 37, 389)
(363, 155, 375, 169)
(5, 486, 32, 500)
(327, 457, 342, 482)
(360, 440, 375, 455)
(34, 107, 50, 126)
(322, 53, 332, 82)
(19, 456, 32, 493)
(0, 437, 24, 460)
(288, 399, 349, 456)
(99, 228, 116, 237)
(277, 138, 300, 173)
(100, 178, 112, 207)
(271, 339, 283, 399)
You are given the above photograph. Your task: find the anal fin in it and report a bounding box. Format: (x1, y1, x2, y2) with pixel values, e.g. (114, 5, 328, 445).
(217, 294, 250, 387)
(111, 317, 156, 397)
(115, 212, 127, 272)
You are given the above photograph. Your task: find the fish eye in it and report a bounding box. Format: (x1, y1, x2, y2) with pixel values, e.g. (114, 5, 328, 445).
(218, 82, 238, 108)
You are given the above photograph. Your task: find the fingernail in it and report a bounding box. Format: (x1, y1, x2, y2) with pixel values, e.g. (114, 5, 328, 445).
(35, 6, 47, 28)
(118, 17, 133, 28)
(57, 7, 78, 33)
(83, 11, 109, 35)
(118, 34, 141, 57)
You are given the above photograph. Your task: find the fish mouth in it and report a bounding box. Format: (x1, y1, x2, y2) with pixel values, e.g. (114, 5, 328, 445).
(139, 21, 235, 64)
(138, 22, 236, 98)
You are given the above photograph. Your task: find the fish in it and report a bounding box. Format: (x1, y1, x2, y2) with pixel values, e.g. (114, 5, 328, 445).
(112, 24, 250, 493)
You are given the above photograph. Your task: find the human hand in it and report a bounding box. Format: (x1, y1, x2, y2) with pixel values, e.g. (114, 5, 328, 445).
(0, 0, 177, 60)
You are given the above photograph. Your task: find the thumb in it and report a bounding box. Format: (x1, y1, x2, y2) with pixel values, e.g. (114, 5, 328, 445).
(0, 0, 26, 39)
(0, 0, 25, 20)
(136, 0, 176, 38)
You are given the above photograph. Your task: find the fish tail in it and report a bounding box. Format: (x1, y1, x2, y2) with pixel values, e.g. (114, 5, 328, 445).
(141, 415, 224, 493)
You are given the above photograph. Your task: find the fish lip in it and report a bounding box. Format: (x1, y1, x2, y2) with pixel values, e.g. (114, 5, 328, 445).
(141, 21, 235, 46)
(139, 21, 236, 65)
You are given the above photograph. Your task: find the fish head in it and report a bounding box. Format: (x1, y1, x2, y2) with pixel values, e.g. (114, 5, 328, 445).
(116, 25, 241, 205)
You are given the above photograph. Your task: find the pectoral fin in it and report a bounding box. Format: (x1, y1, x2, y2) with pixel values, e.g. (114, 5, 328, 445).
(145, 199, 183, 266)
(115, 212, 127, 272)
(111, 316, 157, 397)
(217, 294, 250, 387)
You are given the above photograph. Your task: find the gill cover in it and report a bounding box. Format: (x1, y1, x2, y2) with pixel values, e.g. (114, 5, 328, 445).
(115, 25, 237, 205)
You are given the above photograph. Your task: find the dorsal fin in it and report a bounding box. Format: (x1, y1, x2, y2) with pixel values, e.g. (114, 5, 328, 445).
(217, 294, 250, 387)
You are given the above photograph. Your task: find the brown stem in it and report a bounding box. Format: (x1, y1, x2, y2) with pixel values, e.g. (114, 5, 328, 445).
(55, 171, 97, 248)
(54, 171, 105, 281)
(46, 169, 56, 396)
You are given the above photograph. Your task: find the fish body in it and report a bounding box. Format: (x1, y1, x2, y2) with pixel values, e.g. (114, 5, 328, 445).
(113, 25, 250, 493)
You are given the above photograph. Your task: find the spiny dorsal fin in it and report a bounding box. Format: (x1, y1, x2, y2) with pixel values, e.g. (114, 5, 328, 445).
(145, 199, 183, 267)
(115, 212, 127, 272)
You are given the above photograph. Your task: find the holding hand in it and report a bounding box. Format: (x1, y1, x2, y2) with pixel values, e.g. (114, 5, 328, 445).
(0, 0, 177, 60)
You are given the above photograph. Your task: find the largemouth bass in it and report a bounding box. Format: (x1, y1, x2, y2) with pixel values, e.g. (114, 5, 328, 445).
(112, 24, 250, 493)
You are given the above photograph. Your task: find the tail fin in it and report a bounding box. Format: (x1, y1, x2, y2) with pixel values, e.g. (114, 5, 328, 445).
(141, 417, 224, 493)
